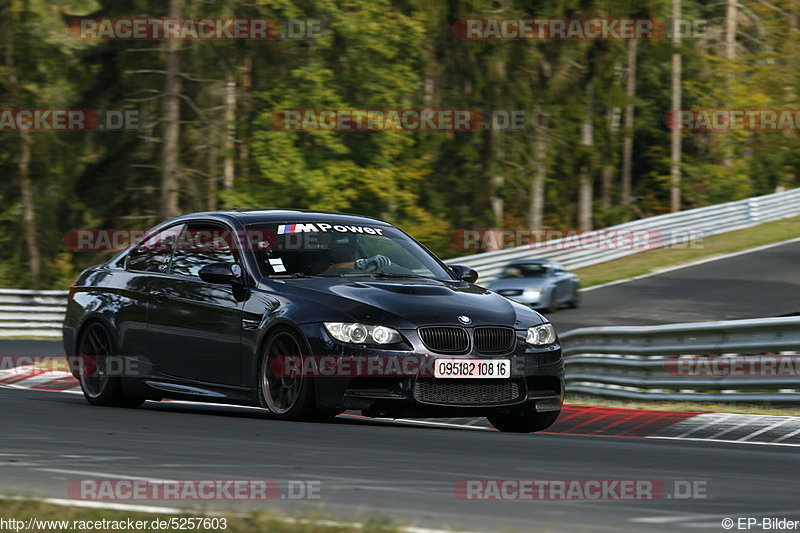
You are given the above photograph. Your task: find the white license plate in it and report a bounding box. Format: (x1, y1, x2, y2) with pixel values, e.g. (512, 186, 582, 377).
(433, 359, 511, 379)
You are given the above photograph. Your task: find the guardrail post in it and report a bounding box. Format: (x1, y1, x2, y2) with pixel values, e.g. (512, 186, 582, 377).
(746, 197, 758, 223)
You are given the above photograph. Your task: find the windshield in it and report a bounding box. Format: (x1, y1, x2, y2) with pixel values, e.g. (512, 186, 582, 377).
(247, 222, 453, 280)
(499, 263, 548, 279)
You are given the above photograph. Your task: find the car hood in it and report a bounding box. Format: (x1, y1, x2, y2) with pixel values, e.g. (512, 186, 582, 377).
(267, 276, 545, 329)
(488, 278, 547, 290)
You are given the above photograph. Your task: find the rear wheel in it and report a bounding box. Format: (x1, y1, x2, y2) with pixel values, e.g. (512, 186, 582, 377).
(76, 322, 145, 408)
(488, 410, 560, 433)
(259, 327, 338, 421)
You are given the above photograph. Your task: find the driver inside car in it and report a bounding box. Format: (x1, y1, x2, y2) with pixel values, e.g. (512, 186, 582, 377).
(309, 234, 391, 274)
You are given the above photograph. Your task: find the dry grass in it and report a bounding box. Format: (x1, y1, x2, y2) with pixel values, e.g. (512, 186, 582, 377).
(0, 498, 407, 533)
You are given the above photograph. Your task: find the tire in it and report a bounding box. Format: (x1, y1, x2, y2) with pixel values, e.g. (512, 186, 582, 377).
(487, 410, 560, 433)
(540, 289, 554, 314)
(258, 327, 337, 421)
(75, 322, 145, 408)
(568, 286, 580, 309)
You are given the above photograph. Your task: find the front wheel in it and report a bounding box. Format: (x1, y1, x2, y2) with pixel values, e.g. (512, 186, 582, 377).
(568, 286, 580, 309)
(258, 327, 337, 421)
(488, 410, 560, 433)
(540, 290, 554, 314)
(75, 322, 145, 408)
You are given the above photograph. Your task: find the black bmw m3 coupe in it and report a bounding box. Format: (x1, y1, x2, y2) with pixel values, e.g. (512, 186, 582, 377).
(63, 210, 564, 432)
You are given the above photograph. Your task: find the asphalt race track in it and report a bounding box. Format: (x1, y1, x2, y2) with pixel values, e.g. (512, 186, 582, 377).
(1, 241, 799, 532)
(548, 239, 800, 333)
(2, 386, 800, 532)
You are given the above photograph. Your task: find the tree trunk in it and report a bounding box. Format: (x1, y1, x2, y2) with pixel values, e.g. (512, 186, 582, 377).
(601, 105, 620, 210)
(18, 130, 40, 287)
(788, 2, 797, 104)
(621, 37, 637, 206)
(237, 54, 252, 178)
(160, 0, 182, 219)
(490, 122, 504, 227)
(725, 0, 737, 61)
(578, 83, 594, 231)
(222, 64, 236, 190)
(528, 108, 546, 230)
(670, 0, 682, 212)
(601, 165, 614, 210)
(3, 0, 40, 287)
(207, 126, 219, 211)
(722, 0, 737, 169)
(785, 0, 798, 188)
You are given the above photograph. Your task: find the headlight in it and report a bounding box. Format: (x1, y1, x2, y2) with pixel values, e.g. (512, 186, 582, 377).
(324, 322, 402, 345)
(526, 323, 557, 346)
(523, 287, 541, 298)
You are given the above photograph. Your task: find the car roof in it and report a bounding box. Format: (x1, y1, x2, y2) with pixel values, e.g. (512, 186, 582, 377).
(168, 209, 394, 227)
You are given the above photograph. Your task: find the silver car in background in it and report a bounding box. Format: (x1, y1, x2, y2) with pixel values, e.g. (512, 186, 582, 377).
(488, 260, 580, 313)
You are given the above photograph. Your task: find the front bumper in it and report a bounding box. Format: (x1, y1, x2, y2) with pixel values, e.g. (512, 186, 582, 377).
(298, 323, 564, 417)
(510, 296, 542, 307)
(493, 290, 544, 307)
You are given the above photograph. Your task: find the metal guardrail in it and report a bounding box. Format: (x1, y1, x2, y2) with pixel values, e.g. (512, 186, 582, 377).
(561, 317, 800, 403)
(448, 187, 800, 284)
(0, 288, 67, 338)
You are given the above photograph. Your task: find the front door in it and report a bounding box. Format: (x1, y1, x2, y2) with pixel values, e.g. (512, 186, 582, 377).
(146, 222, 244, 385)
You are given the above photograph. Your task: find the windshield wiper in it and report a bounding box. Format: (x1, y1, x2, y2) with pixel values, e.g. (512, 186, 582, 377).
(372, 272, 430, 279)
(339, 272, 452, 281)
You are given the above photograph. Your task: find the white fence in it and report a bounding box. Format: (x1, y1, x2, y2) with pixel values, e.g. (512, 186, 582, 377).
(447, 187, 800, 284)
(561, 317, 800, 403)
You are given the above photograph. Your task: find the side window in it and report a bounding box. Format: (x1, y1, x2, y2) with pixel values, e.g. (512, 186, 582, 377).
(170, 223, 237, 278)
(127, 224, 184, 273)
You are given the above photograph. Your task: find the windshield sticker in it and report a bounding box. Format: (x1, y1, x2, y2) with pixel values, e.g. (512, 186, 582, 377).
(277, 223, 384, 235)
(268, 258, 287, 273)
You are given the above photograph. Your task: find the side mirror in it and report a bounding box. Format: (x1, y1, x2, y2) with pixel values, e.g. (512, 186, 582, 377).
(449, 264, 479, 283)
(198, 262, 241, 284)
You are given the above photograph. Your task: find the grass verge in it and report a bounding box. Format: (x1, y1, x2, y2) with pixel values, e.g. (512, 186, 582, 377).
(574, 216, 800, 288)
(0, 498, 406, 533)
